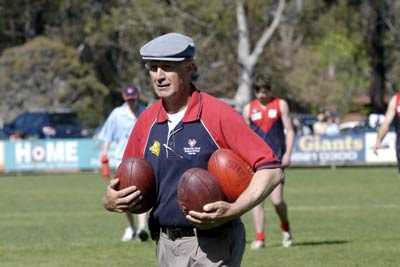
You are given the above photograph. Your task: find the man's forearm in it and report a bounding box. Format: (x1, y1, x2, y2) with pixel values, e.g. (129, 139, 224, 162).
(230, 168, 283, 217)
(286, 130, 295, 156)
(376, 125, 389, 145)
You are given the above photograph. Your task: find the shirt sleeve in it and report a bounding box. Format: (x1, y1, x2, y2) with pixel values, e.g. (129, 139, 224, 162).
(122, 111, 154, 159)
(97, 110, 117, 142)
(220, 106, 281, 170)
(202, 98, 281, 171)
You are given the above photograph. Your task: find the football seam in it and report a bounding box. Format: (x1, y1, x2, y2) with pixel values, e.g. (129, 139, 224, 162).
(196, 171, 221, 201)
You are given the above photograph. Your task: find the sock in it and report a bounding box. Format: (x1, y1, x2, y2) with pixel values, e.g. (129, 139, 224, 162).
(281, 222, 290, 232)
(256, 232, 265, 241)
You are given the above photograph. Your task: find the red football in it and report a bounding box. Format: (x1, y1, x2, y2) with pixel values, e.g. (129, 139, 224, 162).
(208, 149, 254, 202)
(177, 168, 224, 215)
(115, 157, 156, 214)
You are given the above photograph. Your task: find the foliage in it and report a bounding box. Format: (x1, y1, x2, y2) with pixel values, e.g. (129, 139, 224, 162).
(82, 0, 239, 100)
(0, 37, 107, 127)
(0, 0, 398, 123)
(385, 1, 400, 92)
(286, 31, 368, 114)
(273, 0, 369, 114)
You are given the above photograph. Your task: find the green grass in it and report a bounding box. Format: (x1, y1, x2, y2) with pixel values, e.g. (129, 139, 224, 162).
(0, 168, 399, 266)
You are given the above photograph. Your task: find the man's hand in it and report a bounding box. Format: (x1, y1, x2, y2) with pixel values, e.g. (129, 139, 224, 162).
(186, 201, 235, 230)
(373, 143, 381, 155)
(103, 178, 143, 213)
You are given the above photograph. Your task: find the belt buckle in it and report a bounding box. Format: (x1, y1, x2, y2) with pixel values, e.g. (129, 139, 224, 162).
(168, 228, 181, 241)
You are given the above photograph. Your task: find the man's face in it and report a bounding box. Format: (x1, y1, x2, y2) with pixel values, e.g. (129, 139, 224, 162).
(146, 61, 193, 99)
(255, 87, 273, 102)
(124, 97, 138, 111)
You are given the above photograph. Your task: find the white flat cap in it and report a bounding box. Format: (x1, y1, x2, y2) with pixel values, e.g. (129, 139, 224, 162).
(140, 33, 195, 62)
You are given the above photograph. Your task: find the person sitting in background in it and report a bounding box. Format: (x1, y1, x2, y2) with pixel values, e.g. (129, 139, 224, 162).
(325, 115, 340, 136)
(9, 130, 25, 140)
(313, 113, 327, 135)
(292, 117, 312, 136)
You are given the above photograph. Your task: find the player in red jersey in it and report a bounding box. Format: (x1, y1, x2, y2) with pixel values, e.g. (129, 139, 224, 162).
(374, 92, 400, 172)
(243, 80, 295, 249)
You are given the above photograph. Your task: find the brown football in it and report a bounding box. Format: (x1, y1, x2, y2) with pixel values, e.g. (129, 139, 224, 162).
(115, 157, 156, 213)
(177, 168, 224, 215)
(208, 149, 254, 202)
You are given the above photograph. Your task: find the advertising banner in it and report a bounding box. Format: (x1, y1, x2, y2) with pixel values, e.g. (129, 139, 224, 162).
(364, 132, 397, 164)
(1, 133, 397, 173)
(4, 139, 102, 172)
(291, 134, 365, 166)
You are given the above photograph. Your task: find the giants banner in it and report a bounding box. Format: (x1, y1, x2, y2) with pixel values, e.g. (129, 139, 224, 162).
(291, 134, 365, 165)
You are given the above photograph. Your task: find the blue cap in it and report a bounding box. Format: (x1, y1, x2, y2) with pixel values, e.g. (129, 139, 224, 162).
(122, 85, 139, 100)
(140, 33, 195, 62)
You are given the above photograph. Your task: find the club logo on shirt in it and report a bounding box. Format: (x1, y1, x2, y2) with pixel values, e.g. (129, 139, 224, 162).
(268, 109, 277, 118)
(149, 140, 161, 157)
(188, 139, 197, 147)
(184, 138, 201, 155)
(250, 111, 262, 121)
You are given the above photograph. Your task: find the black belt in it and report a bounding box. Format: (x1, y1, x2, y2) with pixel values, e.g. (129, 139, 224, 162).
(160, 222, 234, 241)
(160, 226, 195, 241)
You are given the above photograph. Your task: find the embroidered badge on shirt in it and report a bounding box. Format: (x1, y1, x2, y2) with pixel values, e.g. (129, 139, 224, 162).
(250, 111, 262, 121)
(149, 140, 161, 157)
(183, 138, 201, 155)
(268, 109, 278, 118)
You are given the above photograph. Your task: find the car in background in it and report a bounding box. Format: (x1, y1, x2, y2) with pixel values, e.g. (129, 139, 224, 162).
(0, 128, 6, 139)
(3, 111, 89, 139)
(292, 113, 317, 135)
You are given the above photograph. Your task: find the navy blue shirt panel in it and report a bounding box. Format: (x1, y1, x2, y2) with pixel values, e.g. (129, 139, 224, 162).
(144, 120, 218, 228)
(250, 119, 286, 160)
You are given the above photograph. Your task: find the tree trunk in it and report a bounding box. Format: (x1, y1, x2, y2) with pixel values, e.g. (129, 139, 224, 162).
(367, 0, 386, 113)
(235, 65, 254, 110)
(234, 0, 285, 111)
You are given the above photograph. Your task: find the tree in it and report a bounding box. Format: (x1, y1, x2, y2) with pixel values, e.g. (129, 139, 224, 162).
(281, 0, 369, 114)
(381, 0, 400, 95)
(234, 0, 285, 110)
(366, 0, 387, 113)
(0, 37, 107, 127)
(0, 0, 388, 120)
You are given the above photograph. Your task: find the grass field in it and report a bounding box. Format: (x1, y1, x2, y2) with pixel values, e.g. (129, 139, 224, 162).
(0, 167, 399, 267)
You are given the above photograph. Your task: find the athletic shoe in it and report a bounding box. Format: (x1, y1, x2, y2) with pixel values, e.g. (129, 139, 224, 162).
(121, 226, 136, 242)
(282, 231, 293, 248)
(137, 228, 149, 242)
(250, 240, 265, 250)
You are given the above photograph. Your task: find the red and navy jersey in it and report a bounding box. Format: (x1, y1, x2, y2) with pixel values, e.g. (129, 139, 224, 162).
(123, 90, 280, 228)
(248, 98, 286, 159)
